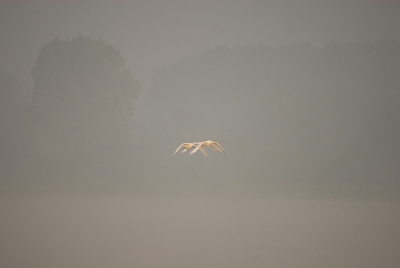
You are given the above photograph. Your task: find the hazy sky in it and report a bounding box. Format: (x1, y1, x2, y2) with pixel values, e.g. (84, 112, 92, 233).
(1, 2, 400, 268)
(1, 0, 400, 90)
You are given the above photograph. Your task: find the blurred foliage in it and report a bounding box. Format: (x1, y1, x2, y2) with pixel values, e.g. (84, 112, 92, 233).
(24, 36, 140, 184)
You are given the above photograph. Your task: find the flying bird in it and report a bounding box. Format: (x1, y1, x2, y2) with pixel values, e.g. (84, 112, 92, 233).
(173, 142, 208, 156)
(190, 140, 229, 155)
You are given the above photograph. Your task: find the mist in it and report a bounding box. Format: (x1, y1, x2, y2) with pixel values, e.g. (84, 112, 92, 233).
(1, 1, 400, 268)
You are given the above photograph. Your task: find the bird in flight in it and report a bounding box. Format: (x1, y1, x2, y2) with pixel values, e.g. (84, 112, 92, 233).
(173, 142, 208, 156)
(190, 140, 229, 155)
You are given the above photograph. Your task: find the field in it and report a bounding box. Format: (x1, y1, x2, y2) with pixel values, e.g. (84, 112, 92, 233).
(1, 194, 399, 268)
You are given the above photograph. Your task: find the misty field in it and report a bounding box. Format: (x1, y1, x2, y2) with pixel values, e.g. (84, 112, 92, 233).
(1, 194, 399, 268)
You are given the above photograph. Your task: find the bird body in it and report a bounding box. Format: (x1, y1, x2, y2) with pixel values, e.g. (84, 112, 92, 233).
(190, 140, 229, 155)
(173, 142, 208, 156)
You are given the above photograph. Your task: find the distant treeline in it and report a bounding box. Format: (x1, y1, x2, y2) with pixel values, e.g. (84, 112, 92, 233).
(1, 40, 399, 198)
(146, 41, 400, 199)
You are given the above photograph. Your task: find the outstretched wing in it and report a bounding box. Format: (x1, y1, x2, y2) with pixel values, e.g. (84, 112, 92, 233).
(199, 146, 208, 156)
(210, 144, 223, 153)
(214, 143, 229, 154)
(209, 144, 221, 152)
(190, 142, 205, 155)
(173, 143, 186, 155)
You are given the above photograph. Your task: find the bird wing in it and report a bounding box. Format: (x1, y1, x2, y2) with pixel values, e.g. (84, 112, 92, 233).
(214, 143, 229, 154)
(210, 144, 223, 152)
(173, 143, 186, 155)
(190, 142, 205, 155)
(199, 146, 208, 156)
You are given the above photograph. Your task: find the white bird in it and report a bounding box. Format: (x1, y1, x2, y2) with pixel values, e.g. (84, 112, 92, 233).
(190, 140, 229, 155)
(173, 142, 208, 156)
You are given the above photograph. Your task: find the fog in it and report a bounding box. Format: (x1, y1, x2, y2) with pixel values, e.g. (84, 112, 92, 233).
(1, 195, 399, 268)
(1, 1, 400, 267)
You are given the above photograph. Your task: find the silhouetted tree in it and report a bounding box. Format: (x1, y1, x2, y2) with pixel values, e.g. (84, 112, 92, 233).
(28, 36, 140, 180)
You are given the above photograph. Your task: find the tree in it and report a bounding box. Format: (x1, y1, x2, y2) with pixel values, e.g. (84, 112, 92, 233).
(29, 36, 140, 179)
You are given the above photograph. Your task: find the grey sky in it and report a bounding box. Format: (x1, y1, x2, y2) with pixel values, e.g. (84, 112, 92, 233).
(1, 2, 399, 268)
(1, 0, 400, 89)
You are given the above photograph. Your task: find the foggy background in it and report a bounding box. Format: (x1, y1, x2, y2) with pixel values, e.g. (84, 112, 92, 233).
(1, 1, 400, 268)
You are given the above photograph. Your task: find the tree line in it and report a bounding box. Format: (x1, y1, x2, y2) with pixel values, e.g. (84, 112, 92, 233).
(147, 41, 400, 199)
(1, 37, 399, 198)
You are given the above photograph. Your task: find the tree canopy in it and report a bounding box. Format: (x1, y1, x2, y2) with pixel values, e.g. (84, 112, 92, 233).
(28, 36, 140, 180)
